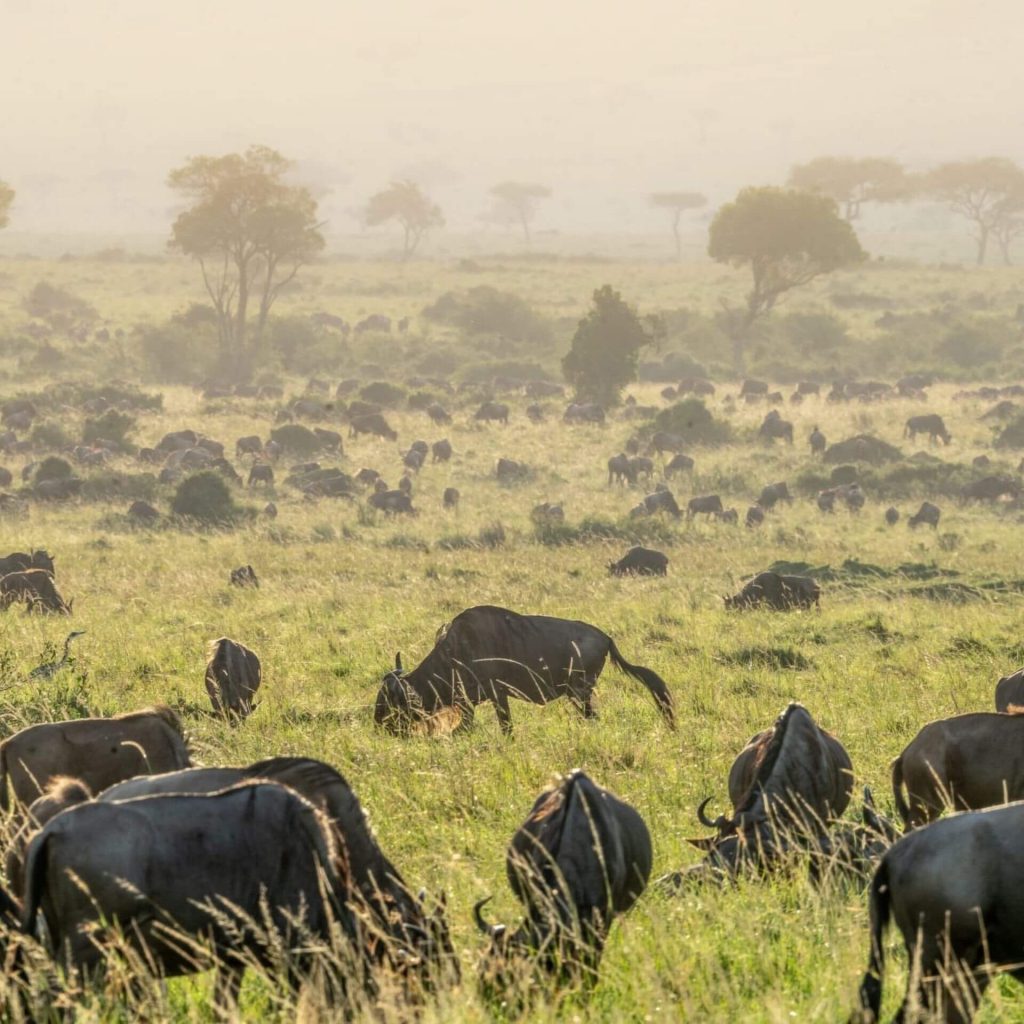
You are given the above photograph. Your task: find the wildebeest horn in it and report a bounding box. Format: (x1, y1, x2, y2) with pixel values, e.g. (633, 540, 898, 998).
(862, 786, 883, 832)
(395, 652, 403, 672)
(697, 797, 719, 829)
(473, 896, 504, 938)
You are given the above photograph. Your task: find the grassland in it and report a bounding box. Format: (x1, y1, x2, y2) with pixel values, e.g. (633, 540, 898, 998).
(0, 255, 1022, 1020)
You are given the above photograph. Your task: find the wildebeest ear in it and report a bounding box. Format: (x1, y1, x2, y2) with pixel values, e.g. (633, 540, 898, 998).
(395, 652, 403, 672)
(686, 837, 719, 851)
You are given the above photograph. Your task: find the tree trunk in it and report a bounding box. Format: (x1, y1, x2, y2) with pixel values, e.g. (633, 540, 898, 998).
(976, 226, 989, 266)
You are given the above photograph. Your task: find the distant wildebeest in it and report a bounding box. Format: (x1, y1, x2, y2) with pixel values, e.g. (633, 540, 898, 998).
(740, 379, 768, 397)
(314, 427, 343, 453)
(443, 487, 460, 509)
(356, 313, 392, 332)
(884, 506, 899, 526)
(432, 438, 452, 462)
(374, 605, 674, 735)
(908, 500, 941, 528)
(796, 381, 820, 396)
(716, 507, 739, 525)
(475, 401, 509, 425)
(350, 412, 399, 441)
(157, 429, 199, 453)
(819, 483, 865, 513)
(650, 431, 685, 454)
(757, 481, 791, 510)
(745, 505, 764, 528)
(905, 413, 951, 445)
(609, 546, 668, 577)
(0, 569, 71, 614)
(310, 311, 348, 332)
(229, 564, 259, 588)
(20, 782, 360, 1012)
(628, 456, 653, 482)
(247, 463, 274, 488)
(851, 802, 1024, 1024)
(34, 477, 82, 501)
(817, 489, 837, 513)
(660, 386, 676, 400)
(403, 448, 425, 472)
(426, 402, 452, 425)
(891, 712, 1024, 829)
(687, 494, 723, 519)
(809, 426, 826, 455)
(632, 489, 681, 518)
(962, 474, 1020, 502)
(973, 454, 991, 468)
(526, 403, 544, 422)
(348, 400, 382, 419)
(475, 771, 651, 992)
(758, 411, 794, 444)
(356, 467, 381, 486)
(409, 440, 429, 457)
(531, 502, 564, 524)
(0, 706, 191, 811)
(205, 637, 262, 719)
(0, 550, 54, 577)
(496, 457, 529, 482)
(607, 453, 634, 486)
(398, 475, 413, 496)
(664, 452, 694, 477)
(369, 490, 415, 514)
(725, 572, 820, 610)
(662, 703, 852, 884)
(563, 402, 605, 424)
(128, 500, 160, 523)
(995, 668, 1024, 712)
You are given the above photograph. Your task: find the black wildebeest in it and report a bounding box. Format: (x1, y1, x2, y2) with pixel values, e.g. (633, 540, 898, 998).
(247, 463, 274, 488)
(607, 453, 634, 486)
(725, 572, 820, 610)
(0, 569, 71, 614)
(650, 431, 685, 454)
(235, 435, 263, 458)
(757, 481, 792, 510)
(563, 402, 605, 424)
(809, 426, 826, 455)
(369, 489, 415, 514)
(374, 605, 674, 735)
(758, 412, 794, 444)
(205, 637, 261, 719)
(426, 402, 452, 425)
(905, 413, 951, 445)
(851, 802, 1024, 1024)
(664, 452, 694, 477)
(0, 550, 54, 577)
(995, 667, 1024, 712)
(891, 712, 1024, 829)
(745, 505, 764, 528)
(432, 438, 452, 462)
(350, 412, 398, 441)
(632, 489, 681, 518)
(496, 457, 529, 482)
(474, 401, 509, 425)
(908, 500, 941, 528)
(608, 546, 668, 577)
(687, 494, 723, 519)
(443, 486, 460, 509)
(961, 474, 1019, 502)
(474, 770, 651, 990)
(884, 506, 899, 526)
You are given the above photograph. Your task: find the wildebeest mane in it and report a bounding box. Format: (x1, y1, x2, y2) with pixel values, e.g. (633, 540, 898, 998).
(733, 702, 802, 816)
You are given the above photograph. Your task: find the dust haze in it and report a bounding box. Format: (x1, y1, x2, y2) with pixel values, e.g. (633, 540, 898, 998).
(5, 0, 1022, 244)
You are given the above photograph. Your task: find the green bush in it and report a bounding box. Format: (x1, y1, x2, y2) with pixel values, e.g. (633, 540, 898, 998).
(35, 456, 73, 483)
(171, 472, 238, 523)
(82, 409, 136, 447)
(138, 322, 219, 383)
(30, 421, 72, 450)
(359, 381, 406, 407)
(650, 398, 731, 445)
(24, 281, 97, 326)
(995, 414, 1024, 449)
(269, 423, 320, 457)
(422, 286, 551, 345)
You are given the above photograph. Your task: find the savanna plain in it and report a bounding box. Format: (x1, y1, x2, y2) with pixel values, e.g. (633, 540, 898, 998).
(0, 253, 1023, 1022)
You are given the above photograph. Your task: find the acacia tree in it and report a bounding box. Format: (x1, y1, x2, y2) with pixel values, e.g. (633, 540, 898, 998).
(925, 158, 1024, 265)
(0, 180, 13, 229)
(562, 285, 658, 406)
(787, 157, 907, 220)
(708, 187, 865, 372)
(364, 180, 443, 259)
(168, 145, 324, 378)
(649, 191, 706, 259)
(488, 181, 551, 242)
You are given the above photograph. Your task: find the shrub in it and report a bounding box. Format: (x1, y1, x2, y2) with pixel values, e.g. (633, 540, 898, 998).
(82, 409, 135, 447)
(359, 381, 406, 407)
(650, 398, 731, 445)
(994, 414, 1024, 449)
(171, 472, 238, 523)
(422, 286, 551, 345)
(35, 456, 73, 483)
(269, 423, 320, 457)
(30, 421, 72, 450)
(24, 281, 97, 326)
(138, 322, 219, 383)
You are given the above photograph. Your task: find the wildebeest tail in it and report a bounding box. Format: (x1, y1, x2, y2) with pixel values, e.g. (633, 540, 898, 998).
(852, 858, 891, 1023)
(890, 756, 910, 828)
(0, 741, 8, 813)
(20, 830, 51, 937)
(607, 640, 675, 728)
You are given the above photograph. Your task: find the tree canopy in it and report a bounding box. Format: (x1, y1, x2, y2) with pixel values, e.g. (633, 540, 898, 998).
(0, 180, 13, 230)
(924, 158, 1024, 265)
(562, 285, 658, 406)
(489, 181, 551, 242)
(787, 157, 907, 220)
(649, 191, 706, 258)
(168, 145, 324, 379)
(364, 180, 443, 259)
(708, 186, 865, 371)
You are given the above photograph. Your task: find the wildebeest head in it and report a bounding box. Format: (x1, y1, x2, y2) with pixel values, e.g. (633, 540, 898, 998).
(374, 653, 424, 734)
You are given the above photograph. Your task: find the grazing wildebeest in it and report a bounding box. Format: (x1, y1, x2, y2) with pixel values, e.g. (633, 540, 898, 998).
(687, 494, 723, 519)
(157, 429, 199, 453)
(632, 489, 681, 518)
(995, 668, 1024, 712)
(314, 427, 343, 453)
(398, 474, 413, 496)
(817, 488, 837, 513)
(563, 402, 605, 424)
(348, 400, 381, 419)
(229, 564, 259, 588)
(664, 452, 694, 477)
(758, 412, 794, 444)
(443, 486, 460, 509)
(851, 802, 1024, 1024)
(757, 481, 792, 510)
(426, 402, 452, 425)
(356, 313, 391, 332)
(745, 505, 764, 528)
(530, 502, 564, 524)
(247, 463, 274, 488)
(350, 412, 398, 441)
(891, 712, 1024, 829)
(474, 771, 651, 991)
(725, 572, 820, 610)
(0, 550, 54, 577)
(908, 500, 941, 528)
(474, 401, 509, 424)
(356, 467, 381, 486)
(205, 637, 262, 719)
(129, 499, 160, 523)
(650, 431, 685, 454)
(496, 457, 528, 482)
(962, 474, 1020, 502)
(0, 569, 71, 614)
(20, 782, 360, 1010)
(905, 413, 951, 445)
(374, 605, 674, 735)
(608, 546, 668, 577)
(662, 704, 852, 884)
(627, 456, 654, 482)
(403, 448, 425, 472)
(432, 438, 452, 462)
(369, 490, 415, 514)
(884, 506, 899, 526)
(607, 453, 634, 486)
(809, 426, 826, 454)
(0, 706, 191, 810)
(716, 507, 739, 525)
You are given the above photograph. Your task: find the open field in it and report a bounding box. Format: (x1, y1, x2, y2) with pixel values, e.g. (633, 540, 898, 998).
(0, 257, 1023, 1020)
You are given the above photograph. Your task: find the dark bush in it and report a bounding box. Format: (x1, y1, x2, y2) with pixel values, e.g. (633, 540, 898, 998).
(35, 456, 74, 483)
(171, 471, 238, 523)
(649, 398, 731, 445)
(269, 423, 320, 457)
(359, 381, 406, 407)
(82, 409, 135, 447)
(30, 421, 72, 450)
(422, 285, 551, 345)
(994, 414, 1024, 450)
(138, 322, 219, 383)
(24, 281, 97, 326)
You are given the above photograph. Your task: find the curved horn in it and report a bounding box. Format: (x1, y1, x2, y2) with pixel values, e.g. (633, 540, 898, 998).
(697, 797, 719, 829)
(473, 896, 501, 937)
(395, 652, 403, 673)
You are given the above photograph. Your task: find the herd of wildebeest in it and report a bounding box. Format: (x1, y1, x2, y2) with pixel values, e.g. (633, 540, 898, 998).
(3, 370, 1024, 1020)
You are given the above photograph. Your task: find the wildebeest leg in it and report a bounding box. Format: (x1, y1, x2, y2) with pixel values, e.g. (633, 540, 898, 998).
(492, 690, 513, 735)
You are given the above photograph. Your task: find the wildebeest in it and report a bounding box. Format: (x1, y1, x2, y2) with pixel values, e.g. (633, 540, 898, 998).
(995, 668, 1024, 712)
(740, 379, 768, 397)
(758, 412, 794, 444)
(350, 412, 399, 441)
(905, 413, 951, 445)
(426, 402, 452, 425)
(403, 448, 425, 472)
(716, 507, 739, 525)
(664, 452, 694, 477)
(884, 506, 899, 526)
(475, 771, 651, 992)
(908, 500, 941, 528)
(627, 455, 653, 482)
(355, 467, 381, 486)
(356, 313, 391, 332)
(0, 706, 191, 810)
(809, 426, 826, 455)
(961, 474, 1020, 502)
(891, 712, 1024, 829)
(20, 781, 360, 1009)
(530, 502, 564, 524)
(525, 403, 544, 422)
(443, 486, 460, 509)
(432, 438, 452, 462)
(369, 489, 415, 514)
(650, 431, 685, 454)
(229, 564, 259, 588)
(607, 453, 634, 486)
(608, 546, 668, 577)
(851, 802, 1024, 1024)
(757, 481, 791, 510)
(247, 463, 274, 487)
(0, 550, 54, 577)
(496, 457, 528, 482)
(205, 637, 262, 719)
(563, 402, 605, 424)
(314, 426, 343, 453)
(374, 605, 674, 735)
(745, 505, 764, 528)
(0, 569, 71, 614)
(687, 494, 723, 519)
(725, 572, 820, 610)
(632, 489, 681, 518)
(474, 401, 509, 424)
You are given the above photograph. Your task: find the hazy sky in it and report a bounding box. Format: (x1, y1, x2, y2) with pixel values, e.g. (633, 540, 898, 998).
(4, 0, 1023, 238)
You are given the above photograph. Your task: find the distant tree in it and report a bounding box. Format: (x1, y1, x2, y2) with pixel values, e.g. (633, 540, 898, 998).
(488, 181, 551, 242)
(649, 191, 706, 258)
(708, 187, 865, 372)
(924, 158, 1024, 265)
(787, 157, 907, 220)
(562, 286, 658, 406)
(364, 180, 443, 259)
(0, 180, 13, 229)
(168, 145, 324, 379)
